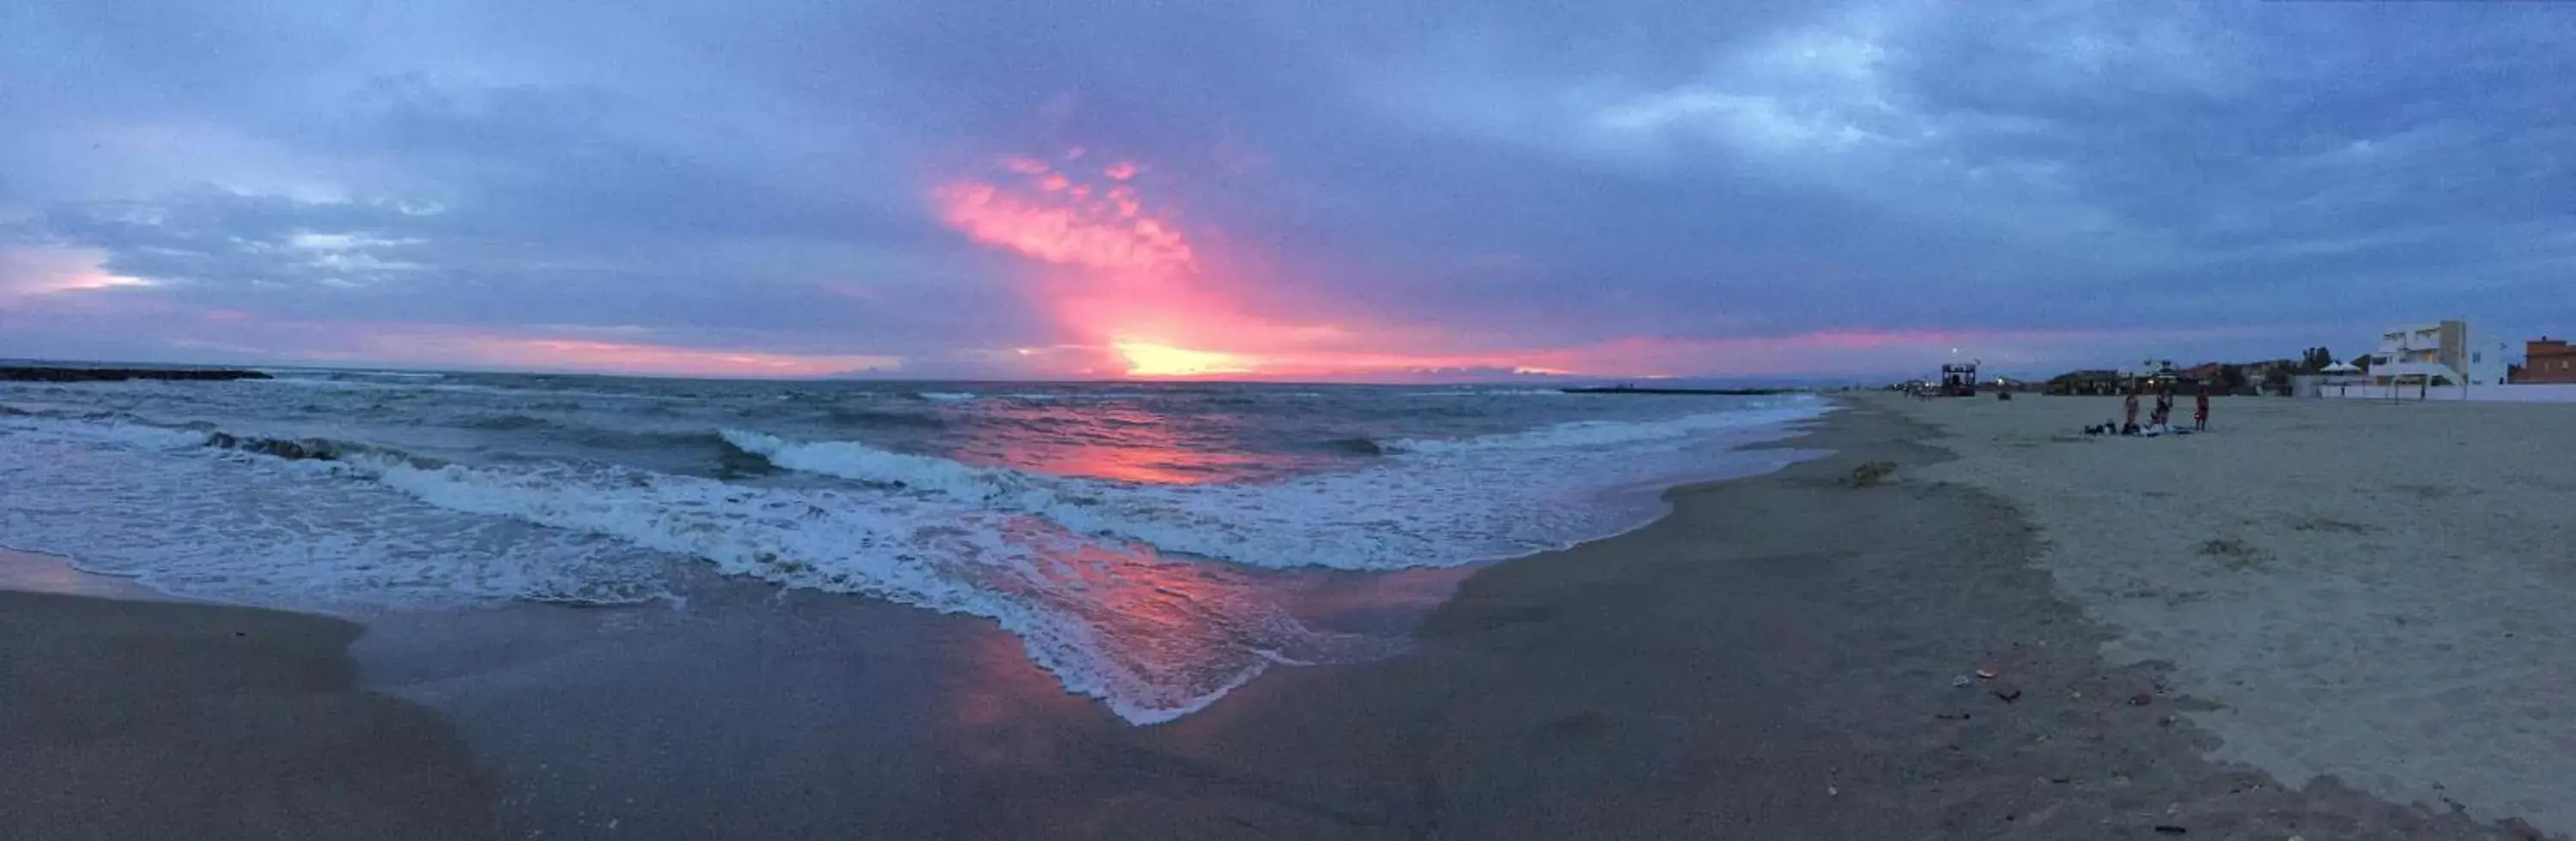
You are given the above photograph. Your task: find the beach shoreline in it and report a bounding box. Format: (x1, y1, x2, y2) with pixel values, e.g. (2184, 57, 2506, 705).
(350, 396, 2556, 837)
(8, 398, 2558, 838)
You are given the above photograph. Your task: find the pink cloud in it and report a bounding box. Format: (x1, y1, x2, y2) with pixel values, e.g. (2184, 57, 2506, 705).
(0, 246, 154, 300)
(929, 182, 1197, 274)
(925, 151, 2166, 381)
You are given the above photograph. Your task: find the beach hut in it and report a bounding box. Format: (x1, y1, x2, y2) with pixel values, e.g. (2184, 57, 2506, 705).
(2317, 362, 2366, 398)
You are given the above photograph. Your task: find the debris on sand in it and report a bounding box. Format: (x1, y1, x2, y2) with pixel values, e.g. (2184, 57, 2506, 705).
(1844, 461, 1898, 487)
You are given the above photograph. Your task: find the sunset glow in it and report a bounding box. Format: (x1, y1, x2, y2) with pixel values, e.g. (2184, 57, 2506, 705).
(929, 178, 1194, 274)
(448, 338, 898, 378)
(0, 247, 154, 299)
(234, 318, 903, 378)
(1114, 341, 1255, 377)
(920, 150, 2269, 382)
(930, 154, 1563, 379)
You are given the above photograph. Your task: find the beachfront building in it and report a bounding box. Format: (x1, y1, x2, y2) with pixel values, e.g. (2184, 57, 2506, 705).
(2366, 321, 2513, 387)
(2046, 369, 2124, 395)
(2516, 337, 2576, 384)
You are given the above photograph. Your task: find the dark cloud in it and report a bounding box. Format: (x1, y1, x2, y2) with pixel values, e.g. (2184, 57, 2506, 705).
(2, 0, 2569, 376)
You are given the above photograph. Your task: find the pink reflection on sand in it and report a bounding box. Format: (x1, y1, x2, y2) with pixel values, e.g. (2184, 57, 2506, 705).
(898, 511, 1446, 723)
(0, 549, 172, 602)
(926, 516, 1473, 730)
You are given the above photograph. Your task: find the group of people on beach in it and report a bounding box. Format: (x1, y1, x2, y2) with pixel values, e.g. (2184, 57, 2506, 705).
(2110, 383, 2210, 435)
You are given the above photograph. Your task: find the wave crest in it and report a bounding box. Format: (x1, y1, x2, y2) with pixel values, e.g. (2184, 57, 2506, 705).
(717, 428, 1031, 499)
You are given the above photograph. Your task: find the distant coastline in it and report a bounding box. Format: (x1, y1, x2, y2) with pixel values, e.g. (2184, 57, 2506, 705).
(1, 365, 270, 383)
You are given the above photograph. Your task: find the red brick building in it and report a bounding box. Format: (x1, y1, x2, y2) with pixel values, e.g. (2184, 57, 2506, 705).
(2516, 337, 2576, 384)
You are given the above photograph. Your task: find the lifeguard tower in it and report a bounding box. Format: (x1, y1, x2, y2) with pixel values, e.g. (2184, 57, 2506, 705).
(1940, 361, 1980, 396)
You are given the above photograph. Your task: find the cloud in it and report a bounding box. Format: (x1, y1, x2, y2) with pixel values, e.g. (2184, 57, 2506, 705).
(2, 0, 2569, 378)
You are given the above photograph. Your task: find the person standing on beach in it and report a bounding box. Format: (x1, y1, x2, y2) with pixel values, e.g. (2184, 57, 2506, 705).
(2123, 388, 2141, 430)
(2194, 387, 2212, 431)
(2152, 387, 2174, 427)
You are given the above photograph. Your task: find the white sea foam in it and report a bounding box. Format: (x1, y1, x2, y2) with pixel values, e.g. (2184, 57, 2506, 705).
(0, 415, 210, 450)
(347, 454, 1369, 723)
(1386, 408, 1801, 454)
(250, 378, 418, 392)
(258, 366, 447, 380)
(725, 401, 1830, 572)
(0, 429, 669, 608)
(246, 375, 665, 404)
(717, 428, 1028, 499)
(915, 391, 977, 402)
(1397, 388, 1568, 396)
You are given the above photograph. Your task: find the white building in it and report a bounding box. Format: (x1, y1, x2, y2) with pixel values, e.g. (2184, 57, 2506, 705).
(2366, 321, 2513, 386)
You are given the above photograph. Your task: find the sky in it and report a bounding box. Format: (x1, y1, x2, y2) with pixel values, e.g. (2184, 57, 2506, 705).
(2, 0, 2569, 381)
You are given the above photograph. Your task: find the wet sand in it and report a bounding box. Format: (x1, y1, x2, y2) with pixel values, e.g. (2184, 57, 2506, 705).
(11, 399, 2553, 838)
(0, 556, 501, 839)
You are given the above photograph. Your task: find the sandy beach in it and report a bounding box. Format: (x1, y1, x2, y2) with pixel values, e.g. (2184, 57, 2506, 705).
(9, 399, 2563, 838)
(1886, 391, 2576, 837)
(0, 554, 503, 839)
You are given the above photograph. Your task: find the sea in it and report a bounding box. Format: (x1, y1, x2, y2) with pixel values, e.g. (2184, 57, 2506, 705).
(0, 368, 1829, 723)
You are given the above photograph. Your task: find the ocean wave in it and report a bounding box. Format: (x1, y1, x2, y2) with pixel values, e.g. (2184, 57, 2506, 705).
(0, 414, 212, 450)
(345, 452, 1370, 723)
(424, 383, 669, 402)
(204, 432, 361, 462)
(254, 378, 667, 403)
(822, 408, 946, 429)
(717, 428, 1028, 499)
(0, 428, 677, 613)
(259, 367, 447, 381)
(721, 400, 1828, 572)
(1321, 437, 1389, 456)
(1384, 405, 1804, 454)
(464, 413, 556, 431)
(1396, 389, 1567, 396)
(911, 391, 977, 402)
(245, 378, 421, 393)
(0, 413, 441, 468)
